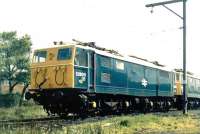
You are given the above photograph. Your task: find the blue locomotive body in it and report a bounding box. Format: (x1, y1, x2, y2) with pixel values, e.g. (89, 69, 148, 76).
(26, 42, 200, 115)
(74, 50, 174, 98)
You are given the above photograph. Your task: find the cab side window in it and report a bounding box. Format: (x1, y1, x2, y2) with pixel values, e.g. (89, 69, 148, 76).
(74, 48, 88, 66)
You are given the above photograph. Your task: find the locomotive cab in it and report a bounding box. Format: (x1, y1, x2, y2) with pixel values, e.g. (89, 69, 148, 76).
(30, 44, 75, 91)
(26, 43, 96, 114)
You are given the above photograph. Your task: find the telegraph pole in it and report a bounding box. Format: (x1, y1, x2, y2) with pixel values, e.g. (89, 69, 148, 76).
(145, 0, 188, 114)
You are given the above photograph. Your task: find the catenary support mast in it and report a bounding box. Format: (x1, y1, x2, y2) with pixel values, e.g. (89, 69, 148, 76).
(145, 0, 188, 114)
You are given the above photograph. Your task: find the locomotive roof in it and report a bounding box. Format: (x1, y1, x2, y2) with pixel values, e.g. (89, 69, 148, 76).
(34, 42, 173, 72)
(75, 44, 172, 72)
(174, 69, 200, 80)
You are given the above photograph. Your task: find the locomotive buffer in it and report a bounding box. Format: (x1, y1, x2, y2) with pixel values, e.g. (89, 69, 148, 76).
(145, 0, 188, 114)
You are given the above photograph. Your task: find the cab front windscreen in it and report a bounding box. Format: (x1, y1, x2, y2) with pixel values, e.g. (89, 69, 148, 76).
(33, 48, 72, 63)
(33, 51, 47, 63)
(57, 48, 72, 60)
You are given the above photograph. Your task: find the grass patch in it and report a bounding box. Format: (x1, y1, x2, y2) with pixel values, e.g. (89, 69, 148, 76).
(61, 111, 200, 134)
(0, 104, 47, 120)
(0, 109, 200, 134)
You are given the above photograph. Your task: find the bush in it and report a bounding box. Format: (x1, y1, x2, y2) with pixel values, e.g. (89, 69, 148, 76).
(119, 120, 130, 127)
(0, 93, 21, 107)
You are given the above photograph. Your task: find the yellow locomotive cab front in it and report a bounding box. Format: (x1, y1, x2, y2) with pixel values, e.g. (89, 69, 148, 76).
(30, 45, 75, 90)
(175, 72, 183, 96)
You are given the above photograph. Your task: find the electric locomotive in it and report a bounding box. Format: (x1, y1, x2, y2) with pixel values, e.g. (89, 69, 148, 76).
(25, 40, 200, 115)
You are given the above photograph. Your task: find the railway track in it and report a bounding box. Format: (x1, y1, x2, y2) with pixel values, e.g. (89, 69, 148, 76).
(0, 116, 62, 126)
(0, 114, 118, 127)
(0, 109, 193, 127)
(0, 111, 142, 128)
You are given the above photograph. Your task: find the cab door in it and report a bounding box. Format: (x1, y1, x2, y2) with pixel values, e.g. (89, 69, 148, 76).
(88, 51, 95, 92)
(74, 48, 88, 89)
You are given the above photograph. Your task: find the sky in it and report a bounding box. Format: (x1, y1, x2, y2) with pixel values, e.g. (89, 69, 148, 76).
(0, 0, 199, 74)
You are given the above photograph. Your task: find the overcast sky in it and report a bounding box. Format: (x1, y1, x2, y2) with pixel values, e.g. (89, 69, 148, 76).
(0, 0, 199, 74)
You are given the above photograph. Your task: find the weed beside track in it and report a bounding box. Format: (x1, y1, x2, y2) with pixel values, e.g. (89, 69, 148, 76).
(0, 106, 200, 134)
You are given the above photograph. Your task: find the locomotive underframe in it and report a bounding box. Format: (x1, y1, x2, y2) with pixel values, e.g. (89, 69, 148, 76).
(25, 88, 200, 116)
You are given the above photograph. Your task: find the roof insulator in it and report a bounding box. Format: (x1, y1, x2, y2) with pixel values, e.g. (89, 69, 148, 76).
(53, 41, 57, 45)
(59, 41, 63, 45)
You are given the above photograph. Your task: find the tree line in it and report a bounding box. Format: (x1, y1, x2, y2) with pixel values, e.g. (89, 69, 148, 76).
(0, 31, 32, 94)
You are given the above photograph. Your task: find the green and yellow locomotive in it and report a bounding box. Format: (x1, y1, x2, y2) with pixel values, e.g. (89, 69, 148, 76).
(25, 40, 200, 115)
